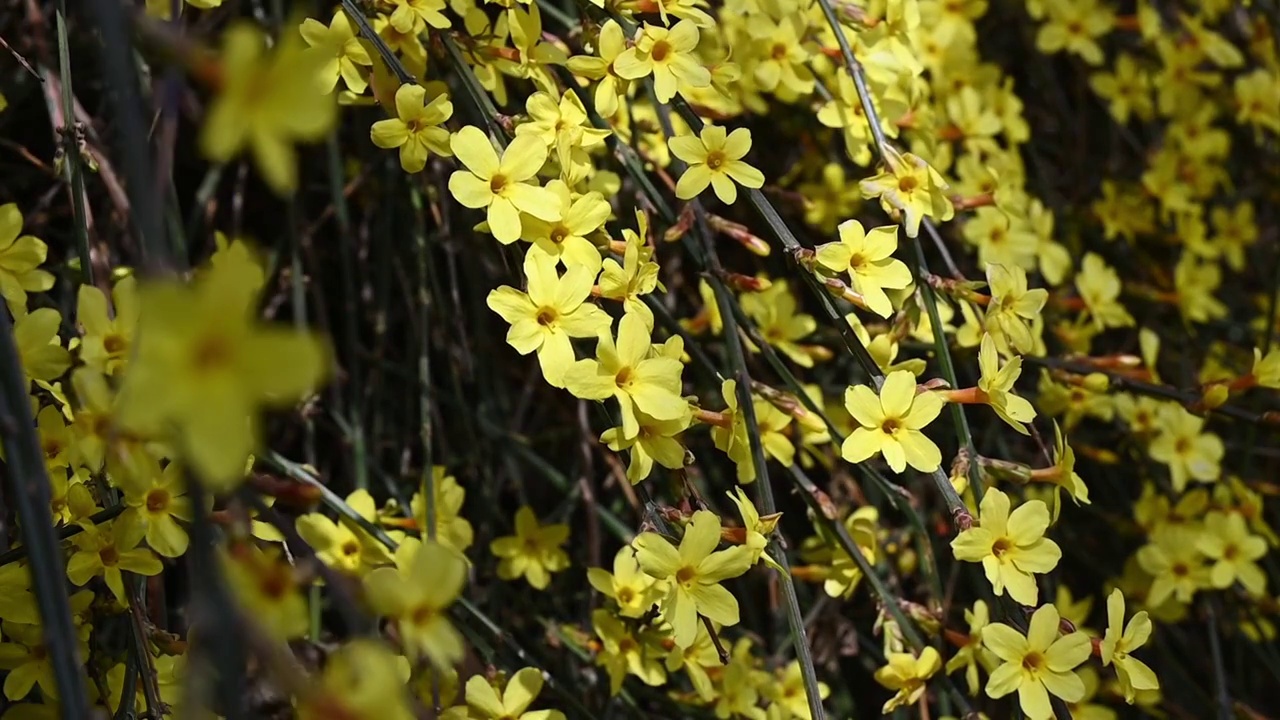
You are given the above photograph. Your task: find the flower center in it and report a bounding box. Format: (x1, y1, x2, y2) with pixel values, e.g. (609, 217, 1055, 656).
(880, 417, 901, 434)
(706, 151, 726, 171)
(1021, 650, 1045, 673)
(411, 604, 438, 626)
(770, 43, 788, 60)
(991, 537, 1012, 558)
(261, 567, 291, 599)
(100, 545, 120, 566)
(536, 307, 558, 326)
(898, 175, 919, 193)
(103, 334, 127, 354)
(146, 488, 170, 513)
(550, 226, 570, 245)
(191, 333, 234, 373)
(615, 366, 634, 388)
(650, 39, 672, 63)
(489, 173, 508, 194)
(617, 587, 635, 605)
(1223, 543, 1240, 561)
(341, 540, 361, 558)
(675, 565, 696, 585)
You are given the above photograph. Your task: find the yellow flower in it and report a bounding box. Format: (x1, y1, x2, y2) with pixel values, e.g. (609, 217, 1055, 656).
(75, 276, 138, 376)
(587, 546, 664, 618)
(364, 537, 466, 669)
(296, 489, 395, 575)
(200, 22, 336, 195)
(519, 180, 609, 274)
(563, 311, 688, 439)
(371, 84, 453, 173)
(1197, 511, 1267, 595)
(66, 520, 163, 604)
(741, 279, 819, 368)
(600, 408, 691, 485)
(1137, 527, 1208, 607)
(490, 506, 570, 590)
(298, 10, 373, 93)
(448, 126, 559, 243)
(14, 308, 71, 385)
(984, 263, 1047, 355)
(0, 204, 54, 315)
(598, 214, 661, 327)
(1076, 252, 1134, 330)
(976, 333, 1035, 433)
(727, 486, 783, 571)
(297, 640, 415, 720)
(114, 456, 192, 558)
(565, 20, 629, 118)
(385, 0, 450, 34)
(411, 466, 474, 553)
(815, 220, 911, 318)
(613, 21, 710, 104)
(514, 90, 611, 184)
(1035, 0, 1113, 65)
(0, 621, 87, 701)
(118, 248, 330, 487)
(841, 370, 944, 473)
(459, 667, 565, 720)
(632, 509, 753, 647)
(592, 608, 667, 695)
(945, 600, 998, 696)
(874, 647, 942, 713)
(981, 604, 1092, 720)
(222, 543, 309, 642)
(951, 488, 1061, 605)
(1100, 589, 1159, 703)
(859, 147, 954, 238)
(668, 125, 765, 204)
(486, 250, 610, 388)
(765, 659, 831, 720)
(1147, 405, 1223, 493)
(714, 382, 795, 484)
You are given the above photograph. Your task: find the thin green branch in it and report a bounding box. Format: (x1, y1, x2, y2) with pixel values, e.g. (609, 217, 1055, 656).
(54, 0, 93, 288)
(0, 311, 92, 716)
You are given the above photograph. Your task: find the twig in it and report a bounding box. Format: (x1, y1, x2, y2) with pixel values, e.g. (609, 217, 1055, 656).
(0, 310, 92, 717)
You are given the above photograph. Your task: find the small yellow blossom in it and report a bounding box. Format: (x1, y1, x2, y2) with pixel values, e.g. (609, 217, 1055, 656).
(490, 506, 570, 590)
(633, 509, 753, 647)
(200, 23, 336, 195)
(613, 21, 710, 104)
(448, 126, 559, 244)
(0, 204, 54, 315)
(815, 220, 911, 318)
(485, 251, 610, 388)
(982, 604, 1092, 720)
(364, 538, 466, 669)
(841, 370, 944, 473)
(1101, 589, 1159, 703)
(669, 125, 765, 204)
(874, 647, 941, 713)
(119, 248, 330, 486)
(371, 84, 453, 173)
(951, 488, 1060, 605)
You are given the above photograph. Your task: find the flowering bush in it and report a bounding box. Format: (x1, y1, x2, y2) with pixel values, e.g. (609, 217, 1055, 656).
(0, 0, 1277, 717)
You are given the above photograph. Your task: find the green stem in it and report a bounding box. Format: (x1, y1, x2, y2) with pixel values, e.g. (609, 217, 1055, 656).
(0, 311, 92, 716)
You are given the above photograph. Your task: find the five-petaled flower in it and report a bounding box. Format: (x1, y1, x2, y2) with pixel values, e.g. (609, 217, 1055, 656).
(668, 125, 765, 204)
(632, 509, 754, 647)
(841, 370, 944, 473)
(951, 488, 1061, 605)
(448, 126, 560, 244)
